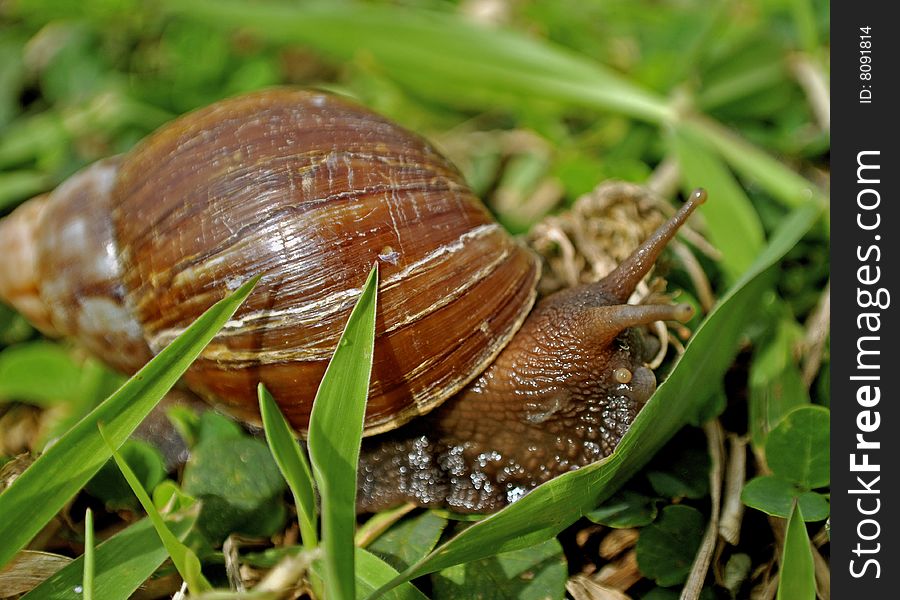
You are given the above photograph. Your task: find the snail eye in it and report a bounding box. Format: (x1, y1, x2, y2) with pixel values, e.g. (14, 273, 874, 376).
(613, 367, 633, 384)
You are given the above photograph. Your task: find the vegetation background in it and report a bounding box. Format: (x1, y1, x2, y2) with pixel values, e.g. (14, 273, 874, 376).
(0, 0, 830, 598)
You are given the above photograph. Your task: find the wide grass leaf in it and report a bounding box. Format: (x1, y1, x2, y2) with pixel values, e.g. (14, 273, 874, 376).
(21, 510, 198, 600)
(749, 317, 810, 447)
(0, 342, 84, 406)
(777, 502, 815, 600)
(165, 0, 673, 124)
(681, 116, 828, 214)
(309, 547, 429, 600)
(357, 549, 430, 600)
(259, 384, 318, 549)
(307, 264, 379, 600)
(669, 126, 765, 279)
(0, 276, 258, 568)
(165, 0, 826, 218)
(432, 537, 567, 599)
(369, 511, 449, 572)
(370, 200, 823, 596)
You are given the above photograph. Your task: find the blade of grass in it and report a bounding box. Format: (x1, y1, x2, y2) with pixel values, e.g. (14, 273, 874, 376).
(308, 548, 429, 600)
(356, 548, 430, 600)
(164, 0, 829, 218)
(259, 383, 318, 550)
(669, 126, 765, 279)
(22, 510, 199, 600)
(697, 62, 787, 112)
(307, 264, 379, 600)
(789, 0, 820, 55)
(777, 502, 815, 600)
(99, 425, 212, 594)
(681, 115, 829, 214)
(166, 0, 827, 219)
(0, 171, 51, 210)
(0, 276, 259, 568)
(369, 200, 824, 597)
(83, 509, 94, 600)
(164, 0, 674, 124)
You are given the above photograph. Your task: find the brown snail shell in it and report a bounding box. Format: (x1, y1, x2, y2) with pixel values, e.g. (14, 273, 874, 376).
(0, 89, 539, 436)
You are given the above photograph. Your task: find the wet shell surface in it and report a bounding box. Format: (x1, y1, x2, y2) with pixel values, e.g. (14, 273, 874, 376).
(108, 90, 540, 434)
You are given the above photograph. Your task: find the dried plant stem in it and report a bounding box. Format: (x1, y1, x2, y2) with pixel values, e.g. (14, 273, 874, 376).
(680, 420, 725, 600)
(718, 435, 748, 545)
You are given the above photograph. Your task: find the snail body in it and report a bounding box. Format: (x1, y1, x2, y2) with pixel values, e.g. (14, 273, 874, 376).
(0, 89, 702, 513)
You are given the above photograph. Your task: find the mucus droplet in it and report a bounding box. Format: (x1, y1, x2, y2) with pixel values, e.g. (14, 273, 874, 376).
(378, 246, 401, 265)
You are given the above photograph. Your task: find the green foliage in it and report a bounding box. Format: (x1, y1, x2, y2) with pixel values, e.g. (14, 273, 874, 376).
(766, 406, 830, 489)
(0, 304, 32, 345)
(432, 538, 568, 599)
(0, 0, 829, 595)
(368, 512, 449, 572)
(21, 510, 198, 600)
(636, 505, 705, 587)
(152, 479, 197, 513)
(742, 476, 829, 521)
(370, 200, 822, 596)
(742, 405, 830, 527)
(777, 503, 816, 600)
(645, 441, 710, 500)
(195, 410, 245, 444)
(309, 548, 430, 600)
(182, 436, 287, 542)
(0, 341, 83, 406)
(259, 384, 318, 550)
(0, 277, 258, 568)
(101, 425, 212, 594)
(307, 264, 379, 600)
(586, 490, 658, 528)
(749, 314, 810, 447)
(669, 127, 764, 279)
(85, 439, 167, 511)
(83, 508, 94, 600)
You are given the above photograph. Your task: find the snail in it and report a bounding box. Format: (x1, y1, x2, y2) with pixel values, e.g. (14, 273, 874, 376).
(0, 89, 704, 513)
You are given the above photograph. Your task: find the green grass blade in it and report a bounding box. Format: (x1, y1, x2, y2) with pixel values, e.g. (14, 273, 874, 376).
(164, 0, 674, 124)
(259, 383, 319, 550)
(0, 276, 259, 568)
(777, 502, 815, 600)
(309, 548, 430, 600)
(669, 126, 765, 279)
(682, 115, 829, 213)
(307, 264, 379, 600)
(356, 548, 429, 600)
(83, 509, 94, 600)
(369, 201, 824, 597)
(22, 510, 198, 600)
(0, 170, 50, 211)
(99, 426, 212, 594)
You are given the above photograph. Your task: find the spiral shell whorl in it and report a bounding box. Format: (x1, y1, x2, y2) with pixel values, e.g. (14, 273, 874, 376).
(110, 89, 539, 434)
(0, 195, 56, 335)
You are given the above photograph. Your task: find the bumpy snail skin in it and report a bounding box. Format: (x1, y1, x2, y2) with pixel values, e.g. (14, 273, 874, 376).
(358, 191, 704, 513)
